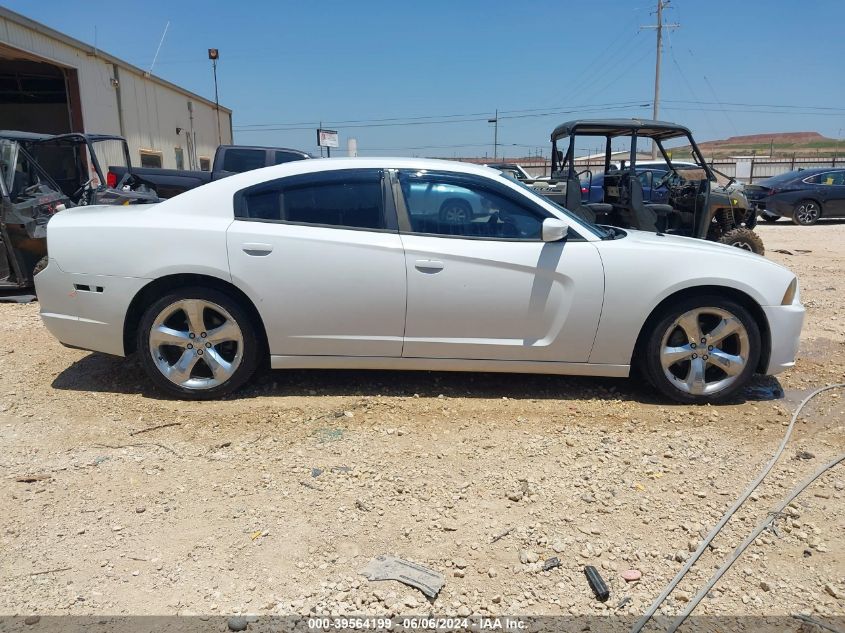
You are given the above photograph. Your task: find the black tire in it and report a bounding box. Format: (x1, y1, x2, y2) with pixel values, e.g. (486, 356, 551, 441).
(641, 295, 761, 404)
(717, 227, 765, 255)
(761, 211, 780, 223)
(743, 210, 758, 230)
(439, 199, 471, 223)
(137, 287, 260, 400)
(792, 199, 821, 226)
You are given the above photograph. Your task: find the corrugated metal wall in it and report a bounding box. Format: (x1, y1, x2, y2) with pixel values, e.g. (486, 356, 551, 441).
(0, 12, 232, 170)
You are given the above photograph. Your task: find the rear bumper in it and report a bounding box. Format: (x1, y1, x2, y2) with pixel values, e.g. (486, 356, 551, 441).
(762, 303, 805, 375)
(34, 259, 149, 357)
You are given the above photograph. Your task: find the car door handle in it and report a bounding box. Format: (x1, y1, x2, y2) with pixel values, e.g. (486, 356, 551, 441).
(414, 259, 444, 272)
(242, 242, 273, 256)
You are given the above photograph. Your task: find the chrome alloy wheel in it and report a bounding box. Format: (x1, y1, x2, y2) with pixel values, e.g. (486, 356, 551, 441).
(442, 204, 469, 223)
(795, 201, 820, 225)
(659, 307, 750, 396)
(148, 299, 244, 390)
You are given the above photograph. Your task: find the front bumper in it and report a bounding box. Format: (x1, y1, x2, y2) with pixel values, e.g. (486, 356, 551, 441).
(34, 258, 149, 357)
(761, 303, 805, 374)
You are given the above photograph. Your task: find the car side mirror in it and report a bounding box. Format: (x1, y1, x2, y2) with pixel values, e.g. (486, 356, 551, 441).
(542, 218, 569, 242)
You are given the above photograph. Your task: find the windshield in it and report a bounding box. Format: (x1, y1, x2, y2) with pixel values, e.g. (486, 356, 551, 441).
(91, 139, 129, 171)
(505, 176, 610, 239)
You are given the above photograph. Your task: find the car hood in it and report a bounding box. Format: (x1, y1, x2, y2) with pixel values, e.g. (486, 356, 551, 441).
(611, 227, 743, 253)
(594, 228, 798, 307)
(594, 229, 793, 274)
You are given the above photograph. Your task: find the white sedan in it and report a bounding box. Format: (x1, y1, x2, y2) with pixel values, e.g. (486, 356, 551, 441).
(35, 158, 804, 403)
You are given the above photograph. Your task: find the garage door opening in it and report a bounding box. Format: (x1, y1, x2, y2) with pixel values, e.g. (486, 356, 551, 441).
(0, 43, 82, 135)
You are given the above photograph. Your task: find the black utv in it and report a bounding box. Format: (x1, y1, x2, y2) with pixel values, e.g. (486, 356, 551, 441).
(0, 132, 70, 290)
(543, 119, 763, 254)
(1, 130, 158, 290)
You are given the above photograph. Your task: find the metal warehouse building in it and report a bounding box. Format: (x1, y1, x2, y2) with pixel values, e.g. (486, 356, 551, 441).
(0, 6, 232, 171)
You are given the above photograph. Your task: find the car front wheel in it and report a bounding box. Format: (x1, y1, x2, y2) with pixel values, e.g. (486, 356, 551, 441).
(137, 288, 260, 399)
(642, 296, 761, 404)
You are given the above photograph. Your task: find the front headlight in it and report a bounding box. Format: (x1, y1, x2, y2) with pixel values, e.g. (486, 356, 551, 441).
(781, 278, 799, 305)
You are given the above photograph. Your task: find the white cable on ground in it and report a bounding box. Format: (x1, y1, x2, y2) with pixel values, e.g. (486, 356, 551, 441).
(667, 453, 845, 632)
(631, 383, 845, 633)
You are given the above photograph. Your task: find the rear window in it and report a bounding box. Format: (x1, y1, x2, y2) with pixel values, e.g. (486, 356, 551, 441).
(222, 149, 265, 173)
(235, 169, 386, 230)
(273, 150, 306, 165)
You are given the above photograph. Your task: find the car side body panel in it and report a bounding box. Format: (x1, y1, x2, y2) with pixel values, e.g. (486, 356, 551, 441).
(589, 230, 798, 366)
(227, 221, 407, 357)
(400, 235, 605, 362)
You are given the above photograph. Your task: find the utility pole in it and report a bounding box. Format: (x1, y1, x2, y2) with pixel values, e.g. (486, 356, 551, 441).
(641, 0, 678, 157)
(208, 48, 221, 145)
(488, 110, 498, 160)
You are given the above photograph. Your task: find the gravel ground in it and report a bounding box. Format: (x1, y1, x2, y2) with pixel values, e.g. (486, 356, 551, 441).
(1, 222, 843, 621)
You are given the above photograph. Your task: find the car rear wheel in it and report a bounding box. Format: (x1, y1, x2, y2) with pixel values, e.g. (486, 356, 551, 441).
(137, 288, 260, 399)
(792, 200, 821, 226)
(642, 295, 761, 404)
(439, 199, 471, 223)
(717, 227, 765, 255)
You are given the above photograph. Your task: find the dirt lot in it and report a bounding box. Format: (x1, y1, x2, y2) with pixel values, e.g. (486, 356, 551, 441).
(1, 222, 843, 622)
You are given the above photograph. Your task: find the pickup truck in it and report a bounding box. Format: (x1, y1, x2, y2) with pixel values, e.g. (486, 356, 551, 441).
(108, 145, 311, 199)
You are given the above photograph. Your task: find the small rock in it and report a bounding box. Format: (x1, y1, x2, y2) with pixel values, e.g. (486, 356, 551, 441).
(824, 583, 840, 599)
(760, 580, 772, 592)
(457, 605, 471, 617)
(674, 551, 688, 563)
(621, 569, 642, 582)
(492, 595, 502, 604)
(453, 569, 465, 578)
(404, 596, 418, 608)
(227, 616, 248, 632)
(24, 616, 40, 626)
(453, 558, 468, 569)
(488, 568, 498, 578)
(112, 525, 123, 532)
(519, 549, 539, 564)
(542, 557, 561, 571)
(687, 540, 698, 553)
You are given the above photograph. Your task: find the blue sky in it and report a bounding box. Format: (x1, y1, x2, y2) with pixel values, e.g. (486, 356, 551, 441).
(5, 0, 845, 157)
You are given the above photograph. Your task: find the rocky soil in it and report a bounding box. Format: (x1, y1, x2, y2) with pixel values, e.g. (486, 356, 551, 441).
(0, 222, 843, 622)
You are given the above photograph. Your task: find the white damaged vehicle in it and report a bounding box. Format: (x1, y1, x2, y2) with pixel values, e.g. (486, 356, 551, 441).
(35, 158, 804, 402)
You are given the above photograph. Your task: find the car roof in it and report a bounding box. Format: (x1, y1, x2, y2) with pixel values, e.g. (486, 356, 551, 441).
(0, 130, 53, 142)
(551, 119, 693, 141)
(236, 156, 507, 180)
(220, 145, 312, 157)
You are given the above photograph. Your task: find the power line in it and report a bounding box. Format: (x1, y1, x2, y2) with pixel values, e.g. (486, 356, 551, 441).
(233, 101, 653, 133)
(233, 100, 652, 131)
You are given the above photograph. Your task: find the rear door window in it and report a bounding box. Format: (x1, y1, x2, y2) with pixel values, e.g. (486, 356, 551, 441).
(235, 169, 388, 230)
(222, 149, 265, 173)
(273, 151, 307, 165)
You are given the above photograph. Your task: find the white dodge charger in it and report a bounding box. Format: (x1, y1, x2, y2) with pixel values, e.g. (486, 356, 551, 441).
(35, 158, 804, 403)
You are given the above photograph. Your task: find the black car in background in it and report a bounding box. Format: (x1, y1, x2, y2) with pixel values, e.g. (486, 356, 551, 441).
(746, 167, 845, 225)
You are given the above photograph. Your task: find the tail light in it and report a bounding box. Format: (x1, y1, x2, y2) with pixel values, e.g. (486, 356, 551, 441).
(106, 170, 118, 188)
(581, 186, 588, 194)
